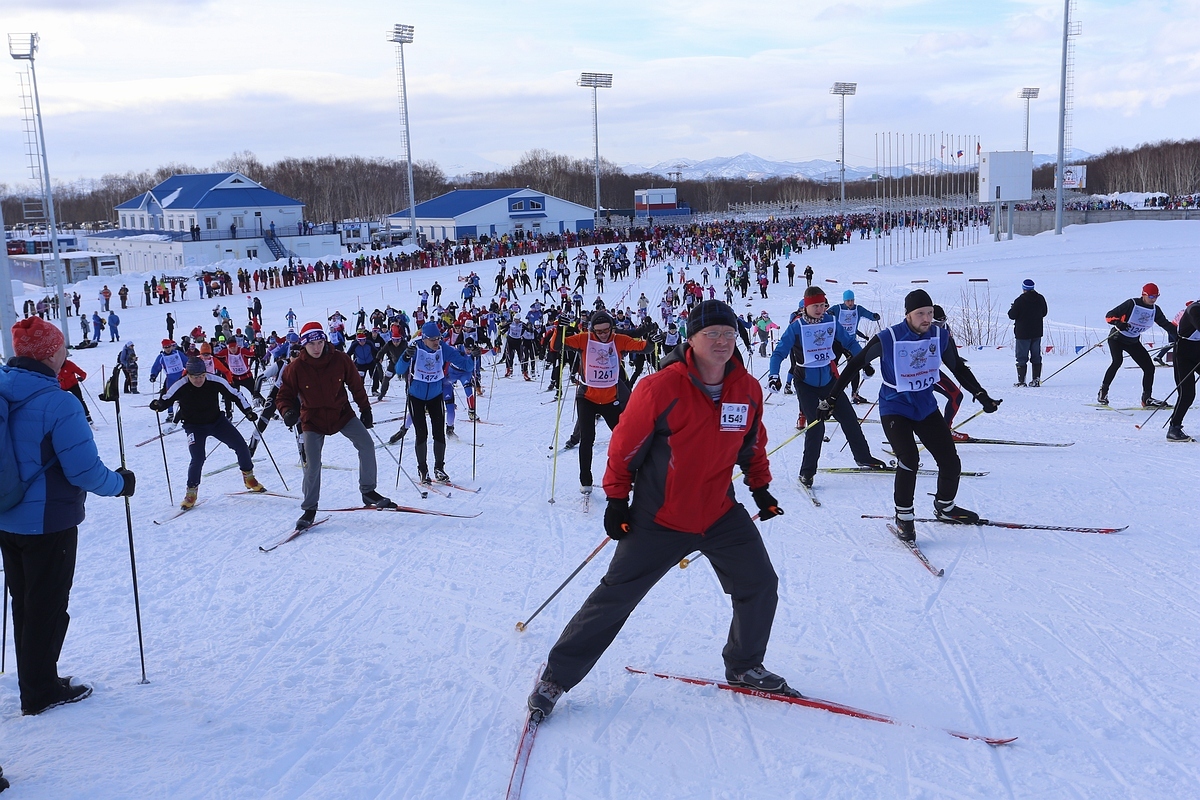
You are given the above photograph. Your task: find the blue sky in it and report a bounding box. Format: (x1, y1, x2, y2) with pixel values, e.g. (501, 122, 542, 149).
(1, 0, 1196, 191)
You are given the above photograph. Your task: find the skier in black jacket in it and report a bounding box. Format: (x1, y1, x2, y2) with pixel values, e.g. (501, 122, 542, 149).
(1167, 302, 1200, 441)
(1099, 283, 1176, 407)
(1008, 279, 1048, 386)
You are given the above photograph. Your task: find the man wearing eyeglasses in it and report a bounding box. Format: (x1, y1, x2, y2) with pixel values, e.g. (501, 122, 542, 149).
(1099, 283, 1176, 408)
(562, 310, 648, 492)
(529, 300, 790, 720)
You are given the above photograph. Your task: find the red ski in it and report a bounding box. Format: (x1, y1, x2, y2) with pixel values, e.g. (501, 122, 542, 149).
(259, 516, 332, 552)
(625, 667, 1016, 746)
(506, 663, 547, 800)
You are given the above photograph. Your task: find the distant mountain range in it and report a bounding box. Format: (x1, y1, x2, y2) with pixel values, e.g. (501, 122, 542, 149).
(618, 150, 1092, 182)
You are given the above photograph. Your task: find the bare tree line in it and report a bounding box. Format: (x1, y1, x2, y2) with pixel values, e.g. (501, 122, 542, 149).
(3, 138, 1197, 228)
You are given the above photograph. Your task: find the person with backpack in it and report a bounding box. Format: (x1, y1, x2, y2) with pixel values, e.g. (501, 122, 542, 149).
(0, 316, 135, 716)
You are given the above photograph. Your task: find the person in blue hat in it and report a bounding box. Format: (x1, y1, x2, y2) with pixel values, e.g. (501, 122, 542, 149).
(393, 321, 479, 484)
(829, 289, 881, 403)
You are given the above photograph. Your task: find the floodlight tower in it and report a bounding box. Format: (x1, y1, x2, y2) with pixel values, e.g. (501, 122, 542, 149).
(830, 82, 857, 208)
(1020, 88, 1039, 151)
(388, 24, 417, 244)
(9, 32, 68, 345)
(577, 72, 613, 222)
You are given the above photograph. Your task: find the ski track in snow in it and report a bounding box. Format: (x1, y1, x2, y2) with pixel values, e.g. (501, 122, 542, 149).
(3, 220, 1200, 797)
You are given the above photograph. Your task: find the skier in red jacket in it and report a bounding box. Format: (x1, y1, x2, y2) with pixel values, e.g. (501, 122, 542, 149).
(529, 300, 790, 720)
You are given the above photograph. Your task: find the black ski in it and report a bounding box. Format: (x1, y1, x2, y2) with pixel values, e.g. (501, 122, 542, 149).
(955, 436, 1073, 447)
(863, 514, 1126, 534)
(259, 516, 333, 552)
(886, 524, 944, 576)
(323, 505, 481, 519)
(152, 500, 206, 525)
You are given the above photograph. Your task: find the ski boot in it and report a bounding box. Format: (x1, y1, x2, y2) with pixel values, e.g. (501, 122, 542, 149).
(1142, 396, 1169, 408)
(1015, 366, 1027, 387)
(1097, 387, 1109, 405)
(180, 486, 199, 510)
(798, 472, 814, 489)
(504, 367, 513, 378)
(164, 408, 175, 424)
(855, 456, 889, 470)
(852, 393, 868, 404)
(242, 470, 266, 493)
(783, 383, 794, 395)
(580, 484, 593, 495)
(1014, 381, 1027, 388)
(563, 436, 579, 450)
(1166, 425, 1194, 442)
(893, 506, 916, 542)
(388, 425, 409, 445)
(445, 425, 456, 437)
(951, 430, 971, 443)
(467, 409, 478, 422)
(528, 678, 564, 720)
(726, 665, 795, 695)
(418, 469, 432, 485)
(795, 412, 807, 431)
(523, 371, 532, 381)
(362, 490, 396, 509)
(1030, 365, 1041, 387)
(934, 498, 980, 524)
(434, 467, 450, 483)
(295, 508, 317, 530)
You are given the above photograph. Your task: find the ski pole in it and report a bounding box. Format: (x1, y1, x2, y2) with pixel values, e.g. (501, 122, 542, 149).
(154, 409, 174, 506)
(373, 426, 426, 499)
(731, 414, 827, 482)
(1040, 335, 1111, 385)
(105, 366, 150, 685)
(252, 423, 289, 491)
(841, 399, 879, 452)
(1135, 361, 1200, 430)
(2, 575, 7, 673)
(79, 378, 108, 425)
(547, 341, 570, 504)
(515, 536, 611, 632)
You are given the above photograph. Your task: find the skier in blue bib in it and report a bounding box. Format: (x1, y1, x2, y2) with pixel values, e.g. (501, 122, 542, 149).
(829, 290, 881, 403)
(825, 289, 1001, 543)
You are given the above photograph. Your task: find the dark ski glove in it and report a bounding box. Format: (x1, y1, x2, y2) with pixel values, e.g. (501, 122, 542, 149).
(148, 398, 168, 412)
(976, 392, 1002, 413)
(768, 375, 782, 392)
(863, 363, 876, 377)
(244, 409, 258, 422)
(604, 498, 632, 540)
(116, 468, 136, 497)
(816, 395, 836, 422)
(360, 406, 374, 429)
(751, 486, 783, 521)
(282, 406, 301, 429)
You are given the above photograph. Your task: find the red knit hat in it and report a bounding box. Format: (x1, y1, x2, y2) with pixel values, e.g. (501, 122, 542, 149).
(12, 316, 64, 361)
(161, 338, 174, 348)
(1142, 283, 1160, 297)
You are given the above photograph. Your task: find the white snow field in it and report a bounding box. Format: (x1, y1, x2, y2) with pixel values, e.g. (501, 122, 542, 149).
(3, 219, 1199, 799)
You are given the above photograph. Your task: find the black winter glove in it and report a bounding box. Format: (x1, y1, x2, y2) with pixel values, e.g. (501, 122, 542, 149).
(816, 395, 836, 422)
(604, 498, 632, 541)
(751, 486, 783, 521)
(403, 344, 417, 361)
(116, 468, 136, 497)
(244, 409, 258, 422)
(1113, 321, 1130, 331)
(976, 392, 1002, 413)
(863, 363, 876, 377)
(872, 313, 881, 321)
(148, 398, 168, 412)
(360, 406, 374, 429)
(768, 375, 782, 392)
(282, 406, 301, 429)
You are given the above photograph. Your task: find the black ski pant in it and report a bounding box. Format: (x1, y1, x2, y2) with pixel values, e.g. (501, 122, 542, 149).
(882, 410, 960, 509)
(795, 380, 871, 477)
(185, 418, 253, 487)
(1169, 339, 1200, 427)
(543, 504, 778, 691)
(409, 394, 446, 472)
(576, 396, 623, 486)
(67, 384, 90, 421)
(0, 526, 78, 713)
(1102, 334, 1156, 400)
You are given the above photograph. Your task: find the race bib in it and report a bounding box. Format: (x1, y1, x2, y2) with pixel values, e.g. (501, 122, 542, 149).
(800, 321, 836, 367)
(892, 336, 941, 392)
(720, 403, 748, 431)
(838, 308, 858, 335)
(227, 353, 248, 375)
(163, 352, 184, 374)
(413, 347, 444, 384)
(585, 338, 620, 388)
(1123, 304, 1155, 338)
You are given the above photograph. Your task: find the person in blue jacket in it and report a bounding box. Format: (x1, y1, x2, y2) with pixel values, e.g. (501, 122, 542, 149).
(768, 287, 886, 488)
(0, 316, 135, 716)
(826, 289, 1001, 543)
(149, 339, 187, 422)
(391, 321, 477, 484)
(91, 310, 103, 342)
(829, 290, 881, 403)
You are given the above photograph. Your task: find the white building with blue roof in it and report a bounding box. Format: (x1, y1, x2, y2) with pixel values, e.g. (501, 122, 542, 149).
(388, 188, 597, 242)
(84, 172, 343, 271)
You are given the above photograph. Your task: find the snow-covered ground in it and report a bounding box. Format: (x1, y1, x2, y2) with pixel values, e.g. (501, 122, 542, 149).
(3, 220, 1199, 798)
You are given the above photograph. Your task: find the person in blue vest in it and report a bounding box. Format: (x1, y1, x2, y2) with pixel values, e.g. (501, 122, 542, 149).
(149, 339, 187, 422)
(91, 311, 103, 342)
(828, 290, 881, 403)
(392, 322, 477, 484)
(0, 316, 135, 716)
(768, 287, 887, 489)
(825, 289, 1001, 542)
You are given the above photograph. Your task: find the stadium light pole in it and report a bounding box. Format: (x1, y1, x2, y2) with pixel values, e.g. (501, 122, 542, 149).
(388, 24, 418, 245)
(9, 32, 69, 345)
(1054, 0, 1070, 235)
(578, 72, 613, 225)
(1021, 87, 1039, 152)
(830, 82, 857, 209)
